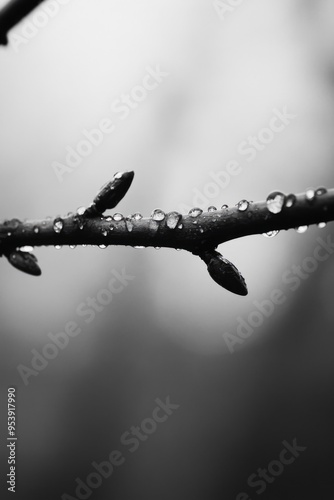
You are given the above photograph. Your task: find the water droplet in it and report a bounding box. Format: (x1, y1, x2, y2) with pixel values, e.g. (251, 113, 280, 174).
(316, 187, 327, 196)
(166, 212, 182, 229)
(263, 230, 280, 238)
(114, 172, 123, 179)
(81, 244, 87, 248)
(237, 200, 249, 212)
(178, 223, 183, 229)
(106, 216, 112, 222)
(193, 220, 198, 224)
(53, 218, 64, 234)
(33, 226, 39, 234)
(102, 230, 108, 237)
(318, 222, 326, 229)
(305, 188, 315, 203)
(125, 219, 134, 232)
(113, 213, 124, 221)
(176, 248, 182, 251)
(199, 228, 204, 233)
(99, 244, 107, 249)
(20, 246, 34, 252)
(221, 204, 228, 210)
(79, 224, 84, 230)
(266, 192, 285, 214)
(154, 247, 161, 250)
(151, 209, 165, 221)
(208, 206, 217, 212)
(132, 213, 142, 221)
(77, 206, 86, 215)
(69, 245, 76, 249)
(296, 225, 308, 234)
(285, 194, 296, 208)
(7, 232, 12, 237)
(189, 208, 203, 218)
(55, 245, 62, 250)
(134, 246, 145, 249)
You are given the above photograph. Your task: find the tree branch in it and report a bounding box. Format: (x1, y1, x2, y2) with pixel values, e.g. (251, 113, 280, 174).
(0, 0, 45, 45)
(1, 172, 333, 295)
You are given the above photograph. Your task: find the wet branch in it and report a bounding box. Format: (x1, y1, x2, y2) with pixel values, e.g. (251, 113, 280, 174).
(0, 172, 333, 295)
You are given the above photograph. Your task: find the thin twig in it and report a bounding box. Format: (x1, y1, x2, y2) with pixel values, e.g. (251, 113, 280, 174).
(0, 173, 333, 295)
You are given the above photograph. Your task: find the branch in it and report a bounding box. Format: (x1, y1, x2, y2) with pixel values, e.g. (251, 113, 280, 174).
(1, 172, 333, 296)
(0, 0, 45, 45)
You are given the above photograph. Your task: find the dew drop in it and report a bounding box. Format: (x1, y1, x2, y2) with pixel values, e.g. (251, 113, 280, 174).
(166, 212, 182, 229)
(81, 244, 87, 248)
(132, 213, 142, 221)
(69, 245, 76, 249)
(151, 209, 165, 221)
(20, 246, 34, 252)
(199, 228, 204, 233)
(125, 219, 134, 232)
(188, 207, 203, 218)
(113, 213, 124, 222)
(55, 245, 62, 250)
(221, 204, 228, 210)
(114, 172, 123, 179)
(33, 226, 39, 234)
(102, 230, 108, 237)
(105, 216, 112, 222)
(318, 222, 327, 229)
(177, 223, 183, 229)
(237, 200, 249, 212)
(99, 244, 107, 249)
(296, 225, 308, 234)
(154, 247, 161, 250)
(134, 246, 145, 249)
(53, 218, 64, 234)
(7, 232, 11, 237)
(79, 224, 84, 230)
(208, 206, 217, 212)
(77, 206, 86, 215)
(316, 187, 327, 196)
(266, 191, 285, 214)
(285, 194, 296, 208)
(305, 188, 315, 203)
(263, 230, 280, 238)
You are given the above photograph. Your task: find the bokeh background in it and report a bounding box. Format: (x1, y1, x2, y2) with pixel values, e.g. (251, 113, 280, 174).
(1, 0, 334, 498)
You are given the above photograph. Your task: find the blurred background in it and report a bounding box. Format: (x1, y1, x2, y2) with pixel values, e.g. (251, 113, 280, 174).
(1, 0, 334, 498)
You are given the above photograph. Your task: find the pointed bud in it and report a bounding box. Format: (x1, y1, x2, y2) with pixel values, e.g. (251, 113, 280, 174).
(85, 171, 134, 216)
(200, 250, 248, 296)
(7, 250, 42, 276)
